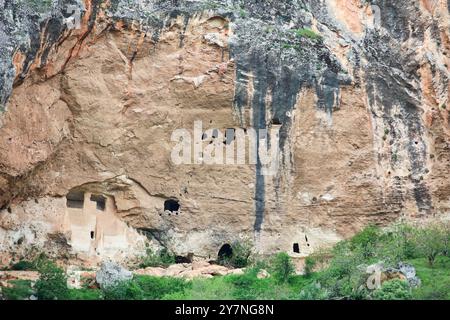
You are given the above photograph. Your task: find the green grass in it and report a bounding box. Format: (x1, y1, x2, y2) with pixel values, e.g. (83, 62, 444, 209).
(68, 288, 102, 300)
(1, 280, 34, 300)
(408, 256, 450, 300)
(2, 223, 448, 300)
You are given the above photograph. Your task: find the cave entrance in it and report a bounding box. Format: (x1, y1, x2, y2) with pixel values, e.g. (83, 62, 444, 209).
(66, 191, 85, 209)
(218, 244, 233, 260)
(272, 117, 282, 126)
(90, 194, 106, 211)
(176, 253, 194, 264)
(293, 243, 300, 253)
(90, 231, 95, 240)
(164, 199, 180, 214)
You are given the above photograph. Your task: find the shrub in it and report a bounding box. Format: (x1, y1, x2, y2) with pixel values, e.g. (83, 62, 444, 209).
(35, 260, 69, 300)
(350, 225, 381, 259)
(372, 280, 412, 300)
(271, 253, 295, 284)
(102, 280, 144, 300)
(68, 288, 102, 300)
(179, 277, 234, 300)
(292, 28, 322, 40)
(304, 257, 316, 277)
(1, 280, 33, 300)
(11, 260, 35, 271)
(134, 276, 189, 300)
(381, 223, 418, 262)
(299, 282, 330, 300)
(139, 248, 176, 268)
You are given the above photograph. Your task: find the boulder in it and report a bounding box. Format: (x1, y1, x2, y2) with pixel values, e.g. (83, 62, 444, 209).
(257, 269, 270, 279)
(398, 262, 421, 288)
(166, 263, 191, 277)
(95, 261, 133, 289)
(134, 267, 167, 277)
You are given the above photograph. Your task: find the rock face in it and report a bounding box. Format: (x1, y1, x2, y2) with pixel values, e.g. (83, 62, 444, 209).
(95, 260, 133, 289)
(0, 1, 449, 266)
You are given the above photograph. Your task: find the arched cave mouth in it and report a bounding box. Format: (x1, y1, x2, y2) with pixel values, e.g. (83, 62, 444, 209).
(218, 243, 233, 260)
(164, 199, 180, 213)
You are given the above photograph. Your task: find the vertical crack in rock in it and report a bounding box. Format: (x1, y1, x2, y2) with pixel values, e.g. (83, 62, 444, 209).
(229, 2, 345, 235)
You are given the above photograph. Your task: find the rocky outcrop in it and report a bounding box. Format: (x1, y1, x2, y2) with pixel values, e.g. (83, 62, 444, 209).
(95, 260, 133, 289)
(134, 261, 244, 279)
(0, 1, 449, 266)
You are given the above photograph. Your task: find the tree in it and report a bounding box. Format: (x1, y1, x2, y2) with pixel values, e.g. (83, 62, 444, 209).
(413, 224, 446, 266)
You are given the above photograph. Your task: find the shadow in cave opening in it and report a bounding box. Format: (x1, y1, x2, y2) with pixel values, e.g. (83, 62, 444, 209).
(218, 243, 233, 261)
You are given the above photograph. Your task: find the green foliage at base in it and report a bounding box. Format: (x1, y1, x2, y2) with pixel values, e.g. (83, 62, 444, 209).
(271, 253, 295, 284)
(10, 260, 36, 271)
(408, 256, 450, 300)
(2, 222, 449, 300)
(373, 279, 412, 300)
(101, 279, 145, 300)
(139, 248, 176, 268)
(1, 280, 33, 300)
(35, 260, 69, 300)
(68, 288, 102, 300)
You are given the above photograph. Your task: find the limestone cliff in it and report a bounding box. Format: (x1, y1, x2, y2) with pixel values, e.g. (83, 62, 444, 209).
(0, 0, 448, 266)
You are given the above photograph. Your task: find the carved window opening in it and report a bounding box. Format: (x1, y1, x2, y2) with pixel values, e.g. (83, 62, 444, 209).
(293, 243, 300, 253)
(224, 128, 236, 145)
(90, 231, 95, 240)
(90, 194, 106, 211)
(66, 191, 85, 209)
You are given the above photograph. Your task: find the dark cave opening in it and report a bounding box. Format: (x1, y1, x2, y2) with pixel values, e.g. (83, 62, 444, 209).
(66, 191, 85, 209)
(90, 194, 106, 211)
(164, 199, 180, 213)
(293, 243, 300, 253)
(218, 243, 233, 260)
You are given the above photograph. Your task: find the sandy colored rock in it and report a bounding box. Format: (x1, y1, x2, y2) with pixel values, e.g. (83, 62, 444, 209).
(0, 1, 448, 267)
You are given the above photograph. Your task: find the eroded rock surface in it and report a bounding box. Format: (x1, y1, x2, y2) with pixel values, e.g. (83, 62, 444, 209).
(0, 0, 448, 266)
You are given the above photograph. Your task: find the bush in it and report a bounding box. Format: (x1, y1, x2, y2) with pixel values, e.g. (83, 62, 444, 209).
(177, 277, 234, 300)
(373, 280, 412, 300)
(292, 28, 322, 40)
(350, 225, 381, 259)
(102, 280, 144, 300)
(10, 260, 36, 271)
(68, 288, 102, 300)
(304, 257, 316, 277)
(271, 253, 295, 284)
(299, 282, 330, 300)
(35, 260, 69, 300)
(378, 223, 418, 263)
(139, 248, 176, 268)
(134, 276, 189, 300)
(1, 280, 33, 300)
